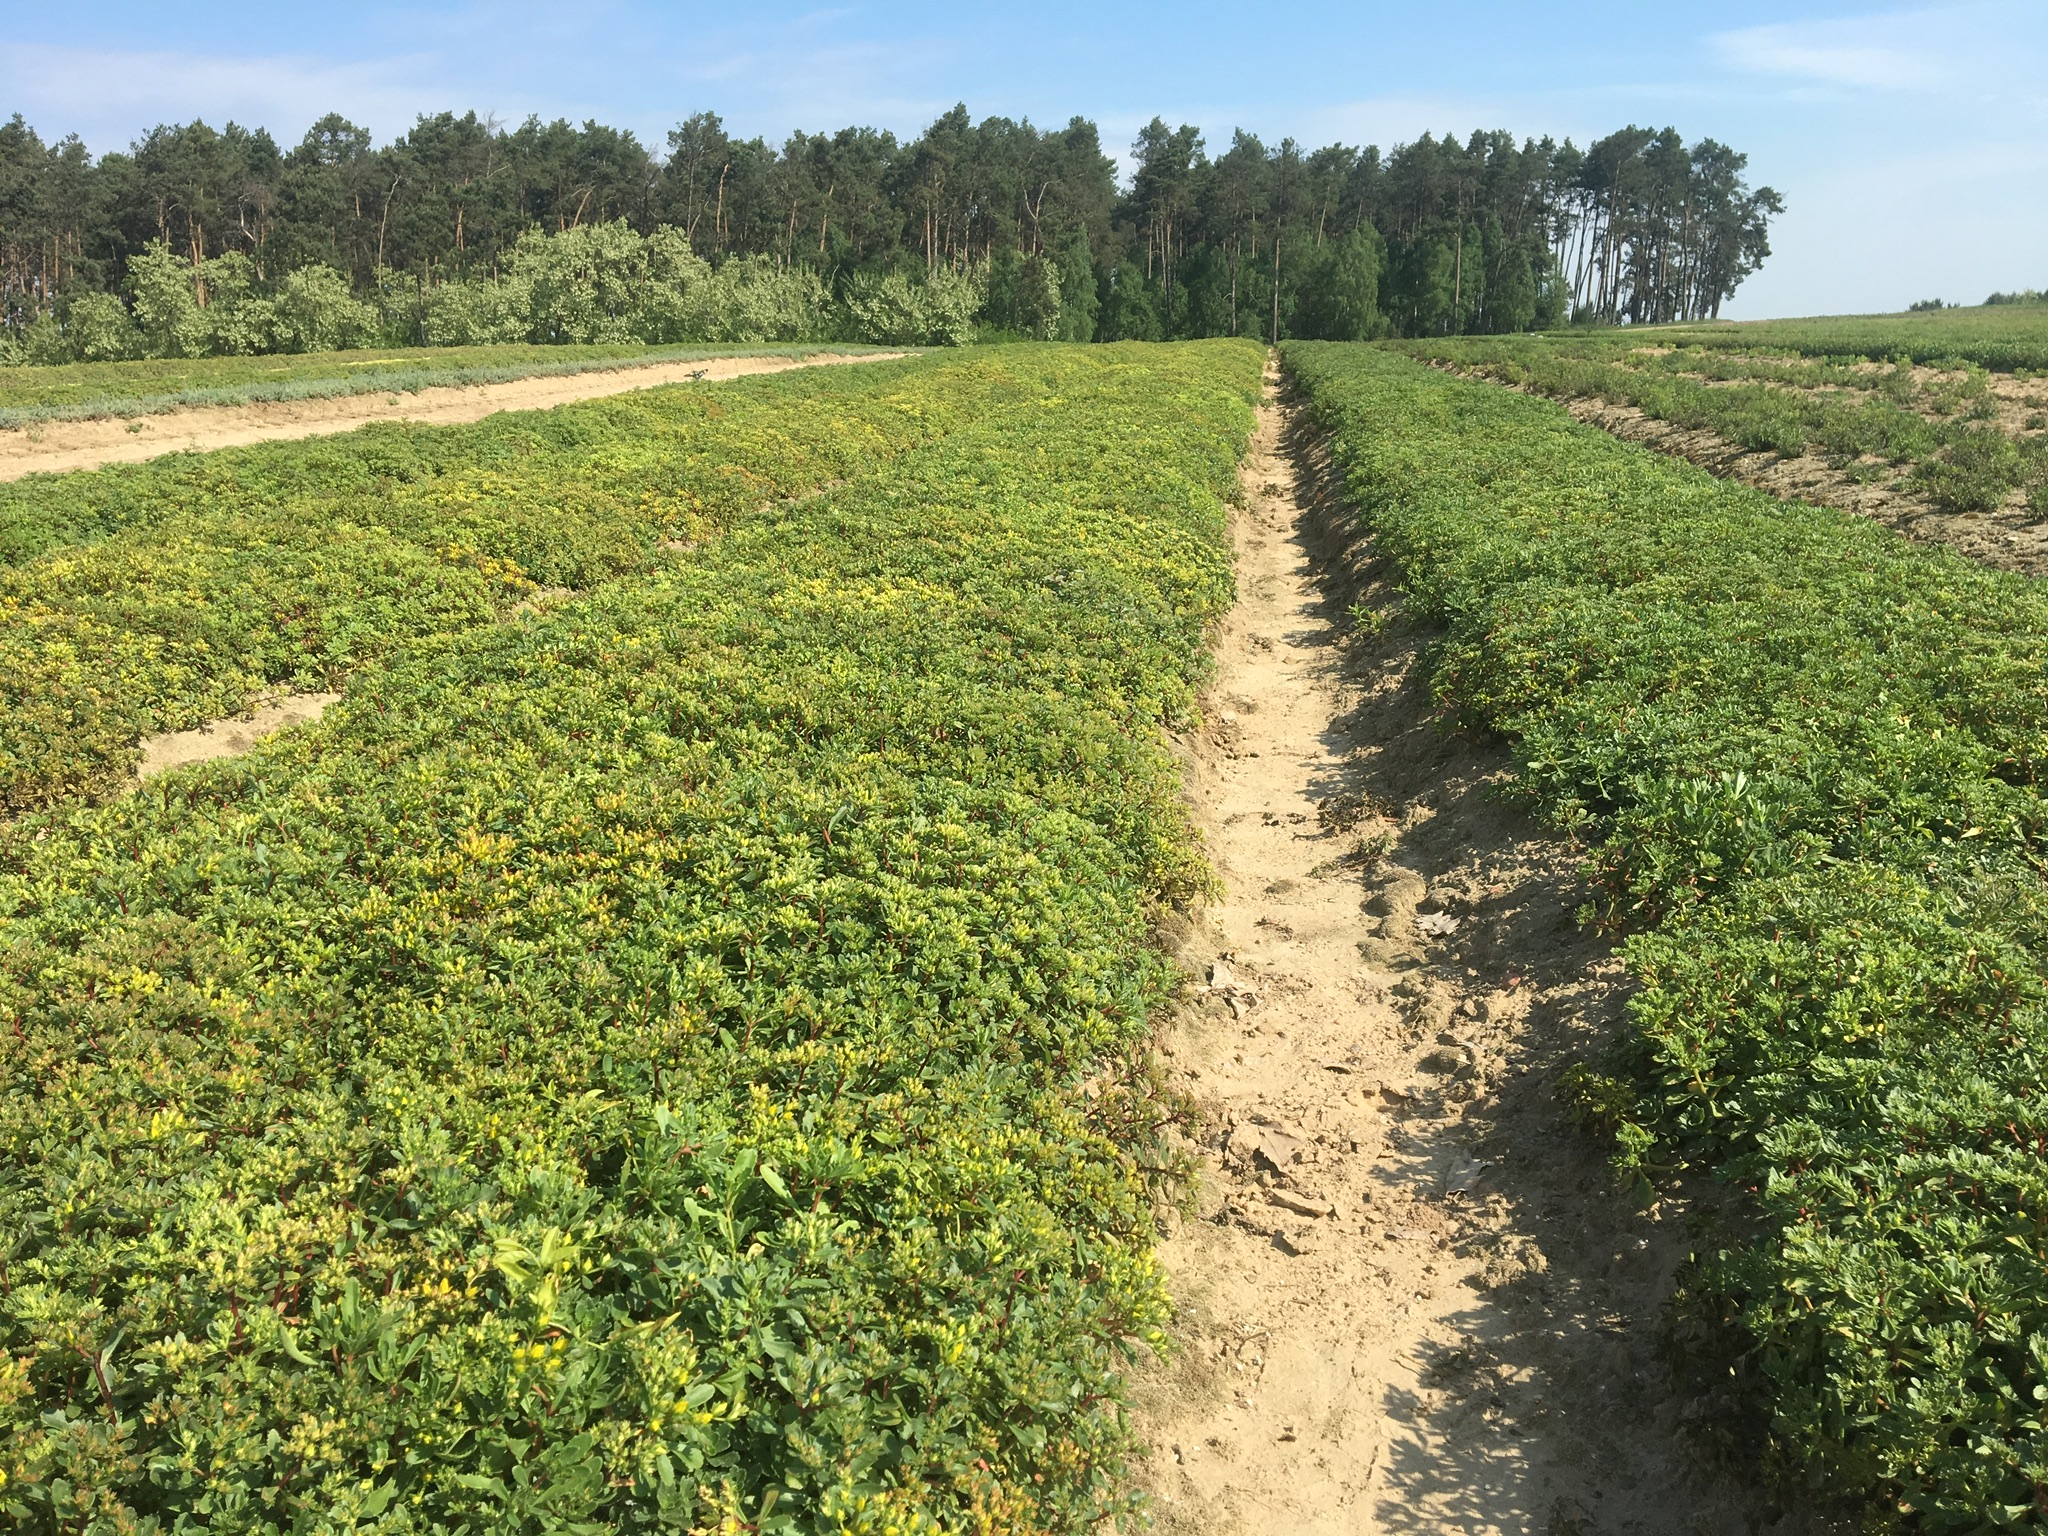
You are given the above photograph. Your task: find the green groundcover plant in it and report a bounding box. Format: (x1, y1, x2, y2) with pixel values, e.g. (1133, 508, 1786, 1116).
(0, 350, 981, 813)
(1647, 305, 2048, 373)
(0, 340, 1265, 1534)
(1394, 333, 2048, 518)
(1286, 341, 2048, 1528)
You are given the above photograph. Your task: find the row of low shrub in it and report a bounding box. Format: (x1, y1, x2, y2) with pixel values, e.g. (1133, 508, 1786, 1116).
(0, 340, 1265, 1533)
(4, 224, 1000, 368)
(0, 350, 1034, 812)
(1394, 335, 2048, 515)
(1286, 341, 2048, 1527)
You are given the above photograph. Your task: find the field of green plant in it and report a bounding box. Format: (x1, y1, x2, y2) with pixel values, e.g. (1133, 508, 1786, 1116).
(0, 339, 1265, 1533)
(0, 343, 889, 430)
(0, 350, 999, 814)
(1396, 315, 2048, 516)
(1660, 303, 2048, 372)
(1287, 340, 2048, 1527)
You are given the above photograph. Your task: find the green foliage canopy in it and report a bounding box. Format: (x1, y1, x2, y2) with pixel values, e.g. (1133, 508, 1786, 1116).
(1287, 340, 2048, 1527)
(0, 340, 1266, 1533)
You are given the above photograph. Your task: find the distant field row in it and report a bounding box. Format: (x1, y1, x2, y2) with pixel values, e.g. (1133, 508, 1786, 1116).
(4, 306, 2041, 430)
(1400, 317, 2048, 515)
(0, 342, 897, 426)
(1627, 302, 2048, 371)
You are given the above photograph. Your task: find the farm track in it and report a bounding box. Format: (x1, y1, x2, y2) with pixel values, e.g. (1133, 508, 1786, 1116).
(1443, 364, 2048, 578)
(0, 350, 907, 481)
(1131, 364, 1826, 1535)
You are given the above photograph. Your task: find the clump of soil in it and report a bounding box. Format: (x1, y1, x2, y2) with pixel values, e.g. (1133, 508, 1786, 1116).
(1128, 367, 1847, 1535)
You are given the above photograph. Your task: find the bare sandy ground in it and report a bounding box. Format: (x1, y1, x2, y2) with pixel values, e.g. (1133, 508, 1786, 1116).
(134, 693, 341, 782)
(1129, 366, 1845, 1535)
(0, 351, 907, 481)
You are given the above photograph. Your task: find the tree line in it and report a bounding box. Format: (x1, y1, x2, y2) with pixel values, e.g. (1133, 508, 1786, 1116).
(0, 105, 1781, 358)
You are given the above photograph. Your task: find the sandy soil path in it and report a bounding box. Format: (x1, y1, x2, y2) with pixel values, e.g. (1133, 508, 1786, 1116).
(1131, 364, 1830, 1535)
(0, 350, 906, 481)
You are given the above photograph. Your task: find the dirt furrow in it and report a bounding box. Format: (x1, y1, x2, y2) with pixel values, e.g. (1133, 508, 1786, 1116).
(1131, 363, 1817, 1535)
(0, 350, 906, 481)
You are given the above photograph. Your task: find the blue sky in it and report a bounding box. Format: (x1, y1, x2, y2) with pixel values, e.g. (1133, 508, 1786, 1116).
(3, 1, 2041, 318)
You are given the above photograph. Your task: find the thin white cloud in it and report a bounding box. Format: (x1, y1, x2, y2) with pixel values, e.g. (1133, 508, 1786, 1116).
(1712, 9, 1958, 91)
(1716, 29, 1941, 89)
(652, 36, 959, 132)
(0, 41, 456, 149)
(0, 27, 973, 159)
